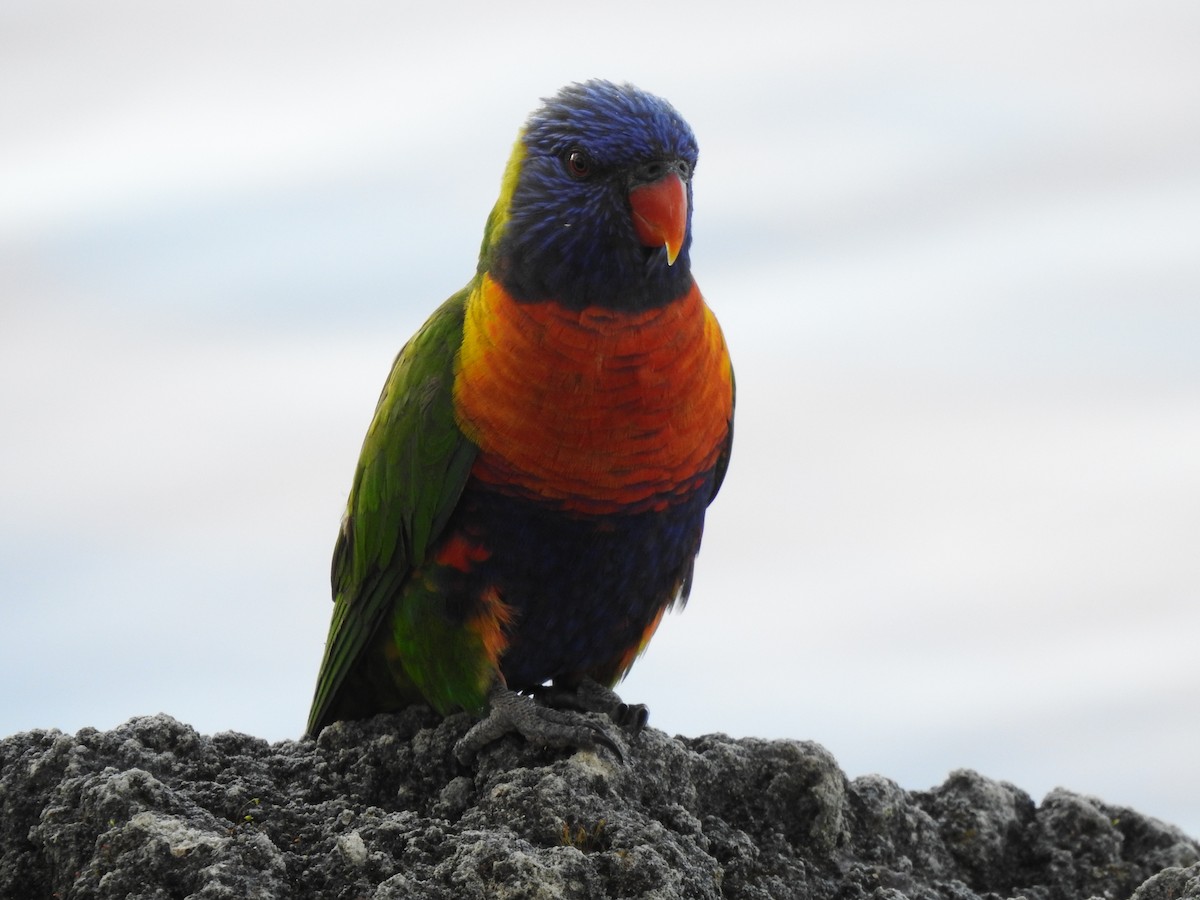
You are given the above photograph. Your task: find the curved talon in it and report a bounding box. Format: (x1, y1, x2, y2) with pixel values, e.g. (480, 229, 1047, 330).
(538, 677, 650, 738)
(588, 726, 624, 762)
(613, 702, 650, 736)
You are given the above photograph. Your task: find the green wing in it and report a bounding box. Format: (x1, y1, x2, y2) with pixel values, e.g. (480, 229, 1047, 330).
(709, 366, 735, 504)
(307, 289, 478, 736)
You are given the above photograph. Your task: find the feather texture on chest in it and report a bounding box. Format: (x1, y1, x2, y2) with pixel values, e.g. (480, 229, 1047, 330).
(453, 274, 732, 513)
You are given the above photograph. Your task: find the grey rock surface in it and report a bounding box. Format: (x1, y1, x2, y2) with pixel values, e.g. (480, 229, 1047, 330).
(1, 711, 1196, 899)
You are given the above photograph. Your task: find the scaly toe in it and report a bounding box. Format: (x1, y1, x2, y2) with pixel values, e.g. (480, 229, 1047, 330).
(454, 685, 623, 764)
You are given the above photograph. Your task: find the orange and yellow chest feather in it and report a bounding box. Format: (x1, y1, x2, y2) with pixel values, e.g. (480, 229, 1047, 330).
(453, 274, 732, 513)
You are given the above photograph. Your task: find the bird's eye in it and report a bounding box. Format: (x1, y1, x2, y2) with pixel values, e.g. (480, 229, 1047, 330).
(565, 149, 593, 179)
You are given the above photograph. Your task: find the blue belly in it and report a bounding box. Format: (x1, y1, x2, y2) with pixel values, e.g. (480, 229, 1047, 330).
(447, 477, 714, 688)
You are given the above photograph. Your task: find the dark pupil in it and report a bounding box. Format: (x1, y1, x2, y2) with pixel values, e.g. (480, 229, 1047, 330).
(568, 151, 589, 177)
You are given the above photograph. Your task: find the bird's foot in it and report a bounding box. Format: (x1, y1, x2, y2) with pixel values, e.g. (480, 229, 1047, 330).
(532, 677, 650, 737)
(454, 683, 623, 765)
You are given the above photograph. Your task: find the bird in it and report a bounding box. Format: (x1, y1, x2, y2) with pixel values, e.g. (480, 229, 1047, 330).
(306, 80, 734, 761)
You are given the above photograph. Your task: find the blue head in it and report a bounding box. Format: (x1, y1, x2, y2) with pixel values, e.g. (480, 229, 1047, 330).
(481, 80, 700, 311)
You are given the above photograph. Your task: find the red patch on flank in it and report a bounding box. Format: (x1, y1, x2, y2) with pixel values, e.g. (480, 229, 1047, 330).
(454, 275, 733, 514)
(467, 585, 513, 667)
(433, 533, 492, 572)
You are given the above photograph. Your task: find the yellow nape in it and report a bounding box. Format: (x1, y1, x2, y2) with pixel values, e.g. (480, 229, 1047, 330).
(479, 132, 527, 255)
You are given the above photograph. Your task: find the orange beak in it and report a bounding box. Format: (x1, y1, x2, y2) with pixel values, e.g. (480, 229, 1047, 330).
(629, 171, 687, 266)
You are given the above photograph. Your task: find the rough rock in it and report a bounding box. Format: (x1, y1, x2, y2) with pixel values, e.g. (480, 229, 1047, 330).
(1, 711, 1196, 899)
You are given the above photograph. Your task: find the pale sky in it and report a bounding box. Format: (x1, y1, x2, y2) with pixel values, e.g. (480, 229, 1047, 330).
(2, 1, 1198, 836)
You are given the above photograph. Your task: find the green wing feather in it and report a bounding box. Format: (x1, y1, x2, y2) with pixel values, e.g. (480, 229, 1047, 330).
(307, 289, 478, 736)
(709, 367, 735, 504)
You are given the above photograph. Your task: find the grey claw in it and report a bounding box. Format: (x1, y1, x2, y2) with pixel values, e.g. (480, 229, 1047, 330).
(613, 702, 649, 736)
(454, 684, 623, 764)
(543, 677, 650, 738)
(584, 719, 625, 763)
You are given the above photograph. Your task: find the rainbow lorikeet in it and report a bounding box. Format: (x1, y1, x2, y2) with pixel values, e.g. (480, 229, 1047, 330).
(307, 80, 734, 760)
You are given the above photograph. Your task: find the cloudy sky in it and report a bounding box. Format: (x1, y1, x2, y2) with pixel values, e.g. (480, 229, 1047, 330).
(2, 2, 1198, 836)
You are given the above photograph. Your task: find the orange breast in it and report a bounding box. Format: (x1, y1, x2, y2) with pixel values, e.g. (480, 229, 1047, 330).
(453, 274, 732, 514)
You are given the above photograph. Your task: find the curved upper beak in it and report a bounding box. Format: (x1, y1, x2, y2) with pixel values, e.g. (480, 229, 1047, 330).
(629, 169, 688, 266)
